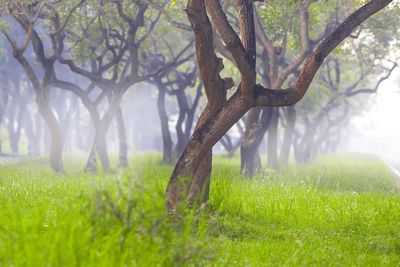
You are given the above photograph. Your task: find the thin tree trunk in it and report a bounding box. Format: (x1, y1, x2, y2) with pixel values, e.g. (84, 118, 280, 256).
(116, 106, 128, 168)
(267, 108, 279, 169)
(35, 113, 42, 155)
(37, 99, 64, 173)
(279, 105, 296, 166)
(240, 107, 273, 177)
(297, 125, 315, 164)
(85, 125, 109, 172)
(240, 107, 261, 175)
(7, 103, 22, 154)
(23, 109, 40, 156)
(174, 91, 189, 159)
(156, 87, 173, 163)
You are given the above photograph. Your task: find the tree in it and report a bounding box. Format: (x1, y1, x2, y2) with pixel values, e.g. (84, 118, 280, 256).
(55, 0, 190, 172)
(1, 0, 65, 172)
(165, 0, 394, 211)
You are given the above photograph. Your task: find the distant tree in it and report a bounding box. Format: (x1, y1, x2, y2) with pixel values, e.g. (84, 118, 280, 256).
(54, 0, 189, 172)
(1, 0, 65, 172)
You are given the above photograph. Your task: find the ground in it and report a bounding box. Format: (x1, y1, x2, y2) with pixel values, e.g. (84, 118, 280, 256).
(0, 153, 399, 266)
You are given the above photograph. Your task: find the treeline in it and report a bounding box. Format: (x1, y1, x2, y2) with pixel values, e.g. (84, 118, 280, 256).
(0, 0, 398, 207)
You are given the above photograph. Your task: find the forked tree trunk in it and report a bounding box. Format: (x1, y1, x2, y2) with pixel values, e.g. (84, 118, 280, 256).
(85, 124, 110, 172)
(85, 94, 122, 172)
(166, 93, 253, 210)
(166, 0, 392, 211)
(279, 105, 296, 166)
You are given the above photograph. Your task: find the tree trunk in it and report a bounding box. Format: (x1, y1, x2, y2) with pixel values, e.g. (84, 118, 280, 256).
(267, 108, 279, 169)
(75, 103, 86, 151)
(297, 125, 316, 164)
(37, 98, 64, 173)
(23, 110, 40, 156)
(85, 124, 110, 172)
(116, 106, 128, 168)
(165, 0, 391, 211)
(7, 103, 22, 154)
(240, 107, 261, 175)
(240, 107, 273, 177)
(219, 134, 233, 152)
(279, 105, 296, 167)
(84, 93, 122, 172)
(166, 92, 254, 210)
(188, 150, 212, 206)
(174, 91, 189, 159)
(35, 113, 42, 155)
(156, 87, 173, 163)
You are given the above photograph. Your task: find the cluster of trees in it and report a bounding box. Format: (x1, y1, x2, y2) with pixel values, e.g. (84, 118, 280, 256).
(0, 0, 398, 209)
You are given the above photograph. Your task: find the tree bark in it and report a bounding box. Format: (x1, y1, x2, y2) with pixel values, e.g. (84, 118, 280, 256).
(188, 150, 212, 205)
(165, 0, 393, 211)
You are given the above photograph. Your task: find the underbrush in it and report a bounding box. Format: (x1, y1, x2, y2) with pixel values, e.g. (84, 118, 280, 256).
(0, 153, 399, 266)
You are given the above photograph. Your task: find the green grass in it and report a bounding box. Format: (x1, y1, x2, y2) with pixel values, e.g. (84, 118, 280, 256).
(0, 153, 399, 266)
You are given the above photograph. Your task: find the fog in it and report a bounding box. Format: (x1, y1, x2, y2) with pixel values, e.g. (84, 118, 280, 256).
(340, 69, 400, 166)
(0, 0, 399, 175)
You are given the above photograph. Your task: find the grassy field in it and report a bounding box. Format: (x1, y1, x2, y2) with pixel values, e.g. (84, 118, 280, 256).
(0, 153, 399, 266)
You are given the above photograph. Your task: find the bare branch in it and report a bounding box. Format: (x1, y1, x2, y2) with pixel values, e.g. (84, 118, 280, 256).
(346, 63, 397, 96)
(143, 0, 192, 31)
(255, 0, 394, 107)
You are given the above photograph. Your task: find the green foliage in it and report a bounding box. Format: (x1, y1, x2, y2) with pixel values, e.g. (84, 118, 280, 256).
(0, 153, 399, 265)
